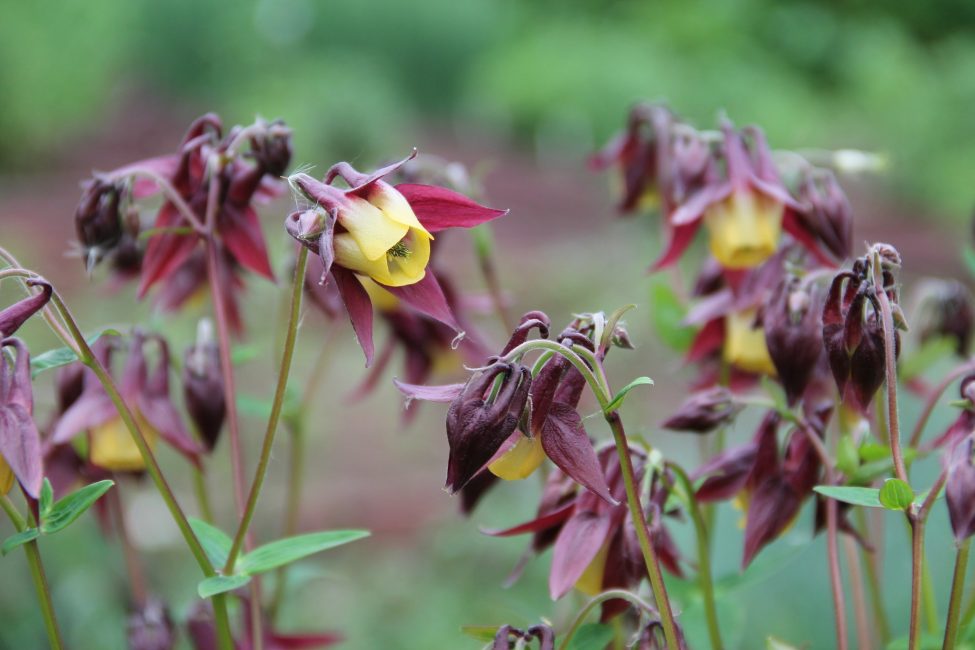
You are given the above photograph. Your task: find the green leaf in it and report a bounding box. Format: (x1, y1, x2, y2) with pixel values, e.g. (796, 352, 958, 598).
(197, 574, 252, 599)
(567, 623, 615, 650)
(963, 246, 975, 281)
(460, 625, 499, 642)
(1, 528, 39, 555)
(813, 485, 883, 508)
(761, 375, 789, 414)
(30, 329, 120, 378)
(231, 343, 262, 365)
(237, 394, 274, 420)
(39, 479, 53, 517)
(767, 637, 802, 650)
(188, 518, 233, 569)
(604, 376, 653, 413)
(899, 337, 955, 381)
(648, 280, 694, 353)
(238, 529, 370, 575)
(879, 478, 914, 510)
(41, 480, 114, 534)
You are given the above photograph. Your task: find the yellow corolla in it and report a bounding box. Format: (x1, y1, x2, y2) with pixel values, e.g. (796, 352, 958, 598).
(0, 455, 13, 495)
(724, 309, 777, 376)
(488, 433, 546, 480)
(89, 416, 158, 472)
(574, 542, 611, 596)
(334, 185, 433, 287)
(703, 189, 783, 269)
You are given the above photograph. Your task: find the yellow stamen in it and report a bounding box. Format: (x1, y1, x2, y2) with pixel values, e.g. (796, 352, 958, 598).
(488, 434, 546, 481)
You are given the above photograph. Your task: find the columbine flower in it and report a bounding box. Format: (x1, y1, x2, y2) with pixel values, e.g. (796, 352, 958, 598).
(79, 115, 290, 298)
(483, 446, 681, 612)
(914, 279, 974, 357)
(396, 312, 618, 504)
(655, 121, 809, 271)
(0, 338, 44, 497)
(946, 434, 975, 541)
(127, 596, 175, 650)
(660, 386, 742, 433)
(0, 279, 52, 339)
(493, 624, 554, 650)
(286, 151, 507, 365)
(764, 276, 825, 405)
(50, 334, 204, 471)
(822, 252, 901, 412)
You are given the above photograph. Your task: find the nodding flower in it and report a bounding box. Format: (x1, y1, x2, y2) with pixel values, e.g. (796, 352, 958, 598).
(49, 334, 205, 472)
(286, 151, 507, 365)
(0, 338, 44, 498)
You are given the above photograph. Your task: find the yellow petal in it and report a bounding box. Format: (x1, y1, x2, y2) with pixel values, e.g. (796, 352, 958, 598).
(339, 195, 409, 262)
(724, 309, 777, 376)
(704, 189, 783, 269)
(0, 455, 13, 495)
(334, 227, 430, 288)
(488, 434, 546, 480)
(574, 541, 611, 596)
(357, 276, 401, 312)
(89, 415, 158, 472)
(368, 183, 431, 237)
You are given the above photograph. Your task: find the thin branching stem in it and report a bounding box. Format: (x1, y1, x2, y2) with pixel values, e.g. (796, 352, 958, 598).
(556, 590, 658, 650)
(944, 539, 972, 650)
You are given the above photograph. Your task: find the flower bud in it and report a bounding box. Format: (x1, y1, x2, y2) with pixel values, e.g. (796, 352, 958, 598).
(661, 387, 741, 433)
(0, 279, 52, 339)
(947, 435, 975, 541)
(0, 338, 43, 497)
(182, 319, 225, 451)
(915, 280, 974, 357)
(795, 171, 852, 261)
(445, 362, 532, 493)
(764, 277, 824, 404)
(75, 178, 125, 270)
(252, 119, 293, 177)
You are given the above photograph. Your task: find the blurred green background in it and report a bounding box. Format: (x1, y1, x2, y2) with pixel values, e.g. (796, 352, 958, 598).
(1, 0, 974, 648)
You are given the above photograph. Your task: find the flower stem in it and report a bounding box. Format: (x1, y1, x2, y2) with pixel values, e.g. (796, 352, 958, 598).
(193, 465, 215, 524)
(843, 537, 871, 650)
(825, 495, 849, 650)
(605, 412, 680, 650)
(667, 463, 722, 650)
(225, 246, 309, 573)
(42, 289, 235, 650)
(472, 224, 513, 332)
(1, 495, 65, 650)
(944, 539, 971, 650)
(109, 486, 148, 608)
(556, 589, 659, 650)
(912, 359, 975, 449)
(874, 282, 908, 483)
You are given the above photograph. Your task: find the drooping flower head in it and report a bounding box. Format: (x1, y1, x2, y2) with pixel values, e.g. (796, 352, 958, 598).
(50, 333, 205, 472)
(285, 151, 507, 365)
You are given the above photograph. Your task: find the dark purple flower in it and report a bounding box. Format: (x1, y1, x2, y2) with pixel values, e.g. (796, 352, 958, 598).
(947, 435, 975, 541)
(660, 386, 742, 433)
(0, 338, 43, 497)
(182, 319, 225, 451)
(0, 279, 52, 339)
(127, 597, 175, 650)
(493, 624, 554, 650)
(764, 276, 825, 405)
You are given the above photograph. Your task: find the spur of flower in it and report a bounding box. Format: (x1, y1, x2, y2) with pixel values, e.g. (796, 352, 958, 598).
(285, 150, 507, 365)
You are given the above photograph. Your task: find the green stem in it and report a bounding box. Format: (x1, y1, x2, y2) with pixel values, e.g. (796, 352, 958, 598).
(2, 495, 65, 650)
(225, 247, 309, 572)
(45, 290, 234, 650)
(944, 539, 972, 650)
(606, 412, 680, 650)
(556, 589, 658, 650)
(923, 556, 939, 634)
(193, 466, 215, 524)
(667, 463, 722, 650)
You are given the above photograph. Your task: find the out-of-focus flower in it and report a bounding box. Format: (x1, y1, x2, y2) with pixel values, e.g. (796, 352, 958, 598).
(790, 170, 853, 263)
(493, 624, 555, 650)
(286, 151, 507, 365)
(590, 103, 675, 214)
(658, 121, 803, 270)
(637, 618, 688, 650)
(914, 279, 974, 357)
(186, 600, 341, 650)
(484, 446, 681, 615)
(0, 338, 44, 497)
(78, 115, 290, 301)
(0, 279, 52, 339)
(764, 276, 825, 405)
(152, 247, 247, 334)
(661, 386, 742, 433)
(127, 597, 175, 650)
(50, 334, 204, 471)
(182, 319, 225, 451)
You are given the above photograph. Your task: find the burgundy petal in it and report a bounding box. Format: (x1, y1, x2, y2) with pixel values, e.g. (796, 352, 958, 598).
(48, 391, 118, 446)
(480, 502, 575, 537)
(330, 150, 417, 192)
(742, 474, 801, 568)
(138, 203, 202, 297)
(395, 184, 508, 232)
(137, 394, 204, 467)
(332, 268, 375, 366)
(685, 318, 724, 364)
(550, 511, 614, 599)
(783, 210, 839, 268)
(392, 379, 465, 404)
(670, 181, 730, 227)
(221, 206, 274, 280)
(650, 222, 700, 272)
(0, 280, 52, 338)
(384, 272, 461, 332)
(541, 404, 617, 505)
(268, 632, 343, 649)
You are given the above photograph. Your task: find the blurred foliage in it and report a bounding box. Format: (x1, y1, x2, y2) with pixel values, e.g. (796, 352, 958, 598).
(3, 0, 975, 214)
